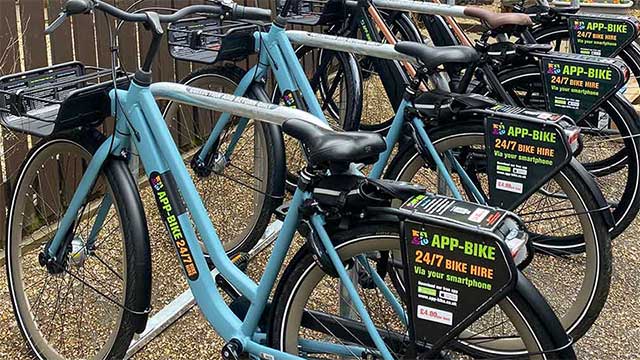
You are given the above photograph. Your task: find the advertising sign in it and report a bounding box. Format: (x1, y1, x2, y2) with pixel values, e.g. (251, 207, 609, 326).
(484, 108, 574, 209)
(568, 14, 639, 57)
(400, 196, 516, 347)
(540, 52, 627, 121)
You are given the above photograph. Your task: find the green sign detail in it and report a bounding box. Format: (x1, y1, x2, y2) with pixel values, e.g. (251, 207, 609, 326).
(484, 108, 574, 210)
(568, 14, 639, 58)
(418, 286, 437, 296)
(540, 51, 627, 121)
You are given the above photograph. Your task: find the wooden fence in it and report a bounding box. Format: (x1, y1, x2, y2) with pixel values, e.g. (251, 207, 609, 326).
(0, 0, 319, 252)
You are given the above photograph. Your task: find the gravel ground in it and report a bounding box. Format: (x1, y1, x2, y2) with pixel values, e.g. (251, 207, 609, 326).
(2, 215, 640, 358)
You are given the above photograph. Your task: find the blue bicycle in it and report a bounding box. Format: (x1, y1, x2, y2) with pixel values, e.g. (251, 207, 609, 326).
(160, 0, 612, 353)
(3, 0, 579, 359)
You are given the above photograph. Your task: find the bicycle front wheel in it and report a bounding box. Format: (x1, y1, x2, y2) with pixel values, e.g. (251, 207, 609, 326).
(6, 130, 150, 359)
(268, 223, 576, 359)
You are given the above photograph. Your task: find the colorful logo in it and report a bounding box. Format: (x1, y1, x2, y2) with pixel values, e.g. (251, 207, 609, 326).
(492, 122, 506, 136)
(411, 229, 430, 246)
(282, 91, 297, 109)
(573, 20, 585, 30)
(150, 175, 163, 191)
(546, 63, 562, 75)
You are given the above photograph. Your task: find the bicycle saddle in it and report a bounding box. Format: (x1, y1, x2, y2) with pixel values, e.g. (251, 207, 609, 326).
(282, 118, 386, 168)
(463, 7, 533, 29)
(523, 5, 580, 16)
(394, 42, 479, 70)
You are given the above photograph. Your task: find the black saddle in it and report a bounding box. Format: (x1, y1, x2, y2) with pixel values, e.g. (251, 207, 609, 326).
(282, 118, 386, 169)
(395, 42, 479, 70)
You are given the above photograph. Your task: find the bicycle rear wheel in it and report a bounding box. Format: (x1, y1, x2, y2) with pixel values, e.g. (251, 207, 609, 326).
(268, 223, 576, 359)
(164, 65, 284, 256)
(6, 129, 150, 360)
(385, 124, 612, 347)
(481, 64, 640, 238)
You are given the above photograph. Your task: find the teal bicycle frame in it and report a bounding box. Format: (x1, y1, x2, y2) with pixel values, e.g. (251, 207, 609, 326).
(42, 75, 406, 360)
(42, 20, 484, 360)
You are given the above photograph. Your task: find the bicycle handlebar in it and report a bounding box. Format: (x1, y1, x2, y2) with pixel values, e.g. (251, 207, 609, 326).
(45, 0, 271, 34)
(233, 5, 272, 21)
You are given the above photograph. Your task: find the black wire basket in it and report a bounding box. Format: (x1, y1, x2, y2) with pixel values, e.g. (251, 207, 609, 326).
(0, 62, 130, 138)
(277, 0, 346, 26)
(167, 15, 259, 64)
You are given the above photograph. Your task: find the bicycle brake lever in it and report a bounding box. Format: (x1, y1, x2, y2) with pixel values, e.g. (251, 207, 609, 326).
(45, 0, 95, 34)
(207, 0, 237, 15)
(44, 12, 67, 34)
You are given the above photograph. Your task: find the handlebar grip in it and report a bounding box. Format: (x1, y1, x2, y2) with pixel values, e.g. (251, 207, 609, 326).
(232, 5, 272, 21)
(64, 0, 94, 15)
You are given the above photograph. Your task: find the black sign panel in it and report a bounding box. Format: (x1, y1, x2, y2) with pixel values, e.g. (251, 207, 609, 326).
(485, 111, 572, 210)
(568, 14, 639, 58)
(401, 220, 515, 347)
(540, 52, 627, 121)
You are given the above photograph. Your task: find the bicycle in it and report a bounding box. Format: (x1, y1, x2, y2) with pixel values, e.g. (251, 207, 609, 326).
(4, 1, 580, 359)
(390, 1, 640, 237)
(155, 0, 612, 354)
(270, 0, 640, 239)
(404, 0, 640, 85)
(378, 0, 640, 239)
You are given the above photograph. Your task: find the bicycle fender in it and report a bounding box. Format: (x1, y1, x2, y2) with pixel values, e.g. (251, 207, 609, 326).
(513, 271, 577, 359)
(110, 156, 153, 333)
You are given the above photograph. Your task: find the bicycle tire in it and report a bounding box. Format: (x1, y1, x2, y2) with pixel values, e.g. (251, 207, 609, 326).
(6, 129, 151, 360)
(385, 123, 612, 347)
(164, 64, 284, 256)
(355, 10, 424, 133)
(268, 223, 576, 359)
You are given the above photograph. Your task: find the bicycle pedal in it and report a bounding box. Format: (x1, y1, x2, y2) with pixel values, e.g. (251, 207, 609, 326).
(215, 253, 250, 298)
(231, 252, 250, 272)
(221, 339, 248, 360)
(215, 273, 242, 299)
